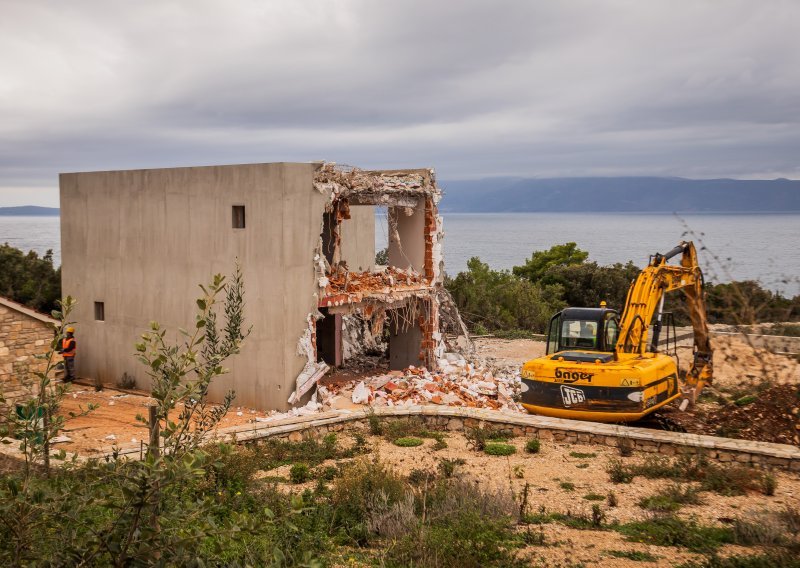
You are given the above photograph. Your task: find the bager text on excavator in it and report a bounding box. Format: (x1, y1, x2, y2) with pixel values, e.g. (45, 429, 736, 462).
(520, 241, 713, 422)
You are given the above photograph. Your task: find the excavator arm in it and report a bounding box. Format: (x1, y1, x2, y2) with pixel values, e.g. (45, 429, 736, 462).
(615, 241, 713, 403)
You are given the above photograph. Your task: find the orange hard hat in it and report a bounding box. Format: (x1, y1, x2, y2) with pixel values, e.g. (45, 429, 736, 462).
(66, 326, 75, 333)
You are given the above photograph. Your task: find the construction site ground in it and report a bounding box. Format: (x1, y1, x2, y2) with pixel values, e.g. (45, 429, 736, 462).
(263, 429, 800, 567)
(48, 330, 800, 456)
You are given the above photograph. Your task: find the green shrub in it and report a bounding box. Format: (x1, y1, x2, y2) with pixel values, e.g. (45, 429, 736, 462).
(331, 458, 406, 544)
(560, 481, 575, 491)
(484, 443, 516, 456)
(735, 395, 758, 407)
(465, 427, 490, 451)
(394, 437, 424, 448)
(583, 493, 605, 501)
(638, 484, 702, 512)
(289, 463, 310, 484)
(525, 439, 541, 454)
(617, 515, 734, 553)
(408, 469, 434, 485)
(761, 473, 778, 496)
(438, 458, 466, 478)
(606, 550, 658, 562)
(607, 491, 619, 507)
(607, 459, 634, 483)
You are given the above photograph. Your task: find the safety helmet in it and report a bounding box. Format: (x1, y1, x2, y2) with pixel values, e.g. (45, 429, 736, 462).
(66, 326, 75, 333)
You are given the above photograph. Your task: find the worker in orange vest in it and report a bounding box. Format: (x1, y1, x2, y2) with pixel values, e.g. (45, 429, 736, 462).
(61, 326, 77, 383)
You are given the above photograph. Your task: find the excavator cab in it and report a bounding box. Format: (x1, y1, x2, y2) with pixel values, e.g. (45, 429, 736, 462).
(546, 307, 620, 357)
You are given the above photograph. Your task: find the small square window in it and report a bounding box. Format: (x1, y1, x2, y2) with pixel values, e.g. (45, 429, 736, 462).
(94, 301, 105, 321)
(232, 205, 246, 229)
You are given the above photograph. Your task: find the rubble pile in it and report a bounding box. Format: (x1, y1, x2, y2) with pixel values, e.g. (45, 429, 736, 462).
(325, 265, 427, 297)
(318, 357, 524, 413)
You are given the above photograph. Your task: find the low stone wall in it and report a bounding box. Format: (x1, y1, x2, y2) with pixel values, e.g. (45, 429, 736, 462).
(4, 404, 797, 471)
(204, 406, 800, 472)
(0, 298, 59, 404)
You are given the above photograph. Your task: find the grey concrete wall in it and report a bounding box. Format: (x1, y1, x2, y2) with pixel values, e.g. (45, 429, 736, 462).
(339, 205, 375, 272)
(60, 162, 330, 410)
(388, 205, 425, 273)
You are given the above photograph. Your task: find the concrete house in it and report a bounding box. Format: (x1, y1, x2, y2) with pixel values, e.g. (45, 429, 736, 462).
(60, 162, 445, 410)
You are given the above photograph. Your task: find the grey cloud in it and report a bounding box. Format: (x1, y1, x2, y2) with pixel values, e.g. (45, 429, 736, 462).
(1, 0, 799, 205)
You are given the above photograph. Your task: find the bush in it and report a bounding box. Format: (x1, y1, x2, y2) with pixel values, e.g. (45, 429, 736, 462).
(331, 458, 406, 544)
(761, 473, 778, 496)
(680, 553, 800, 568)
(638, 484, 702, 512)
(446, 257, 565, 334)
(560, 481, 575, 491)
(438, 458, 465, 478)
(289, 463, 311, 484)
(607, 459, 634, 484)
(466, 427, 490, 451)
(617, 515, 734, 553)
(394, 437, 424, 447)
(583, 493, 605, 501)
(484, 443, 516, 456)
(525, 439, 541, 454)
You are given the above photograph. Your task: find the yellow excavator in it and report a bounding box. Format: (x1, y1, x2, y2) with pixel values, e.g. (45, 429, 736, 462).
(520, 241, 713, 422)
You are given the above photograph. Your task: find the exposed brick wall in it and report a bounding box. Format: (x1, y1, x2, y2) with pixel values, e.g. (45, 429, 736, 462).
(0, 302, 58, 401)
(423, 197, 436, 282)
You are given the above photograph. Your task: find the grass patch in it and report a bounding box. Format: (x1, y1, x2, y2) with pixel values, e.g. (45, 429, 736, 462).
(617, 515, 734, 553)
(606, 549, 659, 562)
(576, 463, 590, 469)
(560, 481, 575, 491)
(638, 484, 703, 512)
(606, 454, 769, 497)
(570, 451, 597, 459)
(583, 493, 605, 501)
(484, 443, 516, 456)
(394, 437, 424, 447)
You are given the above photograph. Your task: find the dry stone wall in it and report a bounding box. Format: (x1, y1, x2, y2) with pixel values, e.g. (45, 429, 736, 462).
(0, 298, 58, 403)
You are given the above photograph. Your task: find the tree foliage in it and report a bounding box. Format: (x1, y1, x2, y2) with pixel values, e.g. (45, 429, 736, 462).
(448, 243, 798, 334)
(512, 242, 588, 283)
(446, 257, 564, 334)
(0, 244, 61, 313)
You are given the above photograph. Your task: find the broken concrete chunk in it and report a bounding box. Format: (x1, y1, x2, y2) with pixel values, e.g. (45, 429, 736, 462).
(352, 381, 370, 404)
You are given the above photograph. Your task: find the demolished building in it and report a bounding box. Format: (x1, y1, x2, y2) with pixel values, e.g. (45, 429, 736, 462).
(60, 162, 446, 411)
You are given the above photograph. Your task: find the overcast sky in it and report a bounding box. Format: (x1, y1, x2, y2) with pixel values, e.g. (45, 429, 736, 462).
(1, 0, 799, 206)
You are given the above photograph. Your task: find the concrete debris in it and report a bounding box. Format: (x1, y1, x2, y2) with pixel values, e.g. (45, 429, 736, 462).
(321, 356, 524, 412)
(321, 265, 428, 308)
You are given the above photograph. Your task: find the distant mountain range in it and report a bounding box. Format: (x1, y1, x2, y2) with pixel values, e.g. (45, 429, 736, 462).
(0, 205, 59, 216)
(2, 177, 800, 215)
(438, 177, 800, 213)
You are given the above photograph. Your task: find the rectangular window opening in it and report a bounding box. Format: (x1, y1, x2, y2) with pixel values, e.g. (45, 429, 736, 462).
(94, 301, 105, 321)
(232, 205, 246, 229)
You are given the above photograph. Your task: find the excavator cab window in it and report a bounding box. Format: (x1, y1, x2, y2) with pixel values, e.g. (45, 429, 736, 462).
(561, 319, 599, 350)
(603, 314, 619, 351)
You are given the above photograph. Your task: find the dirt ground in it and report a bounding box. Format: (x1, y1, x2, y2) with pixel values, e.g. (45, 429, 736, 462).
(54, 383, 267, 455)
(267, 430, 797, 567)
